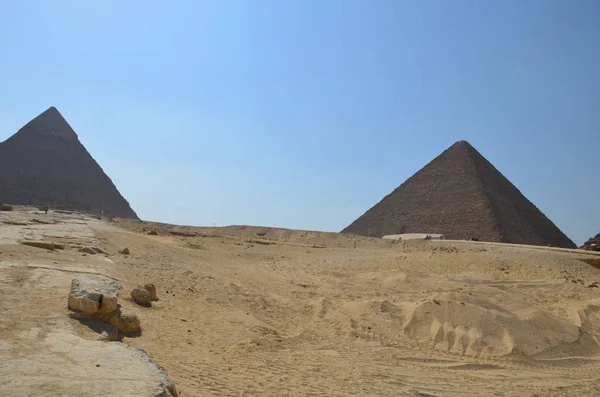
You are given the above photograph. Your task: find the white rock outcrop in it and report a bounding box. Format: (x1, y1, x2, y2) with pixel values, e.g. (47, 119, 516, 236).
(2, 328, 178, 396)
(68, 275, 122, 314)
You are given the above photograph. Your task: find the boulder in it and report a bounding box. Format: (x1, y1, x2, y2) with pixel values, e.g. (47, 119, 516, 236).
(94, 307, 141, 334)
(170, 230, 197, 237)
(78, 246, 105, 254)
(21, 241, 56, 250)
(131, 286, 152, 306)
(79, 247, 97, 255)
(92, 247, 106, 254)
(68, 275, 122, 315)
(117, 309, 141, 333)
(143, 227, 158, 235)
(1, 203, 14, 211)
(144, 283, 158, 301)
(90, 309, 119, 329)
(119, 247, 130, 255)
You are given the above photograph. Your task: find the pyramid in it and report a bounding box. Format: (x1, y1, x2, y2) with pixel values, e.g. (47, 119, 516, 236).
(342, 141, 575, 248)
(0, 107, 138, 219)
(581, 233, 600, 251)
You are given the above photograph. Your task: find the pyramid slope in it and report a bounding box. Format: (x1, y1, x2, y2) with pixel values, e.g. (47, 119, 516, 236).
(342, 141, 575, 249)
(580, 233, 600, 251)
(468, 143, 574, 248)
(0, 107, 138, 219)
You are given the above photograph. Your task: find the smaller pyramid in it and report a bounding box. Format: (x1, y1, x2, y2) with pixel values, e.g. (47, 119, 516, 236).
(581, 233, 600, 251)
(342, 141, 575, 248)
(0, 107, 138, 218)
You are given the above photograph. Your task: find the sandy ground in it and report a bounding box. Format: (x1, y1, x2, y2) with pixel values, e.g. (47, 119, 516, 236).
(0, 209, 176, 397)
(3, 209, 600, 396)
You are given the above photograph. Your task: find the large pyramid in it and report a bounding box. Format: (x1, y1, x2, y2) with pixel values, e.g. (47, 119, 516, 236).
(342, 141, 575, 248)
(0, 107, 138, 218)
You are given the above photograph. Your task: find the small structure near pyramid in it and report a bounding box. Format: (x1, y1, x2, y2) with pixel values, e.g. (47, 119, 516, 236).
(342, 141, 575, 248)
(0, 107, 138, 219)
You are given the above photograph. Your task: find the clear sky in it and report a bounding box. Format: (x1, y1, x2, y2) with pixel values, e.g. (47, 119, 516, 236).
(0, 1, 598, 245)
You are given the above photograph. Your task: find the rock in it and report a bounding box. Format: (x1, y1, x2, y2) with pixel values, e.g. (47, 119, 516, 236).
(144, 283, 158, 301)
(99, 327, 120, 342)
(0, 203, 13, 211)
(380, 300, 398, 313)
(79, 246, 105, 254)
(68, 275, 122, 315)
(162, 377, 179, 397)
(119, 247, 130, 255)
(142, 228, 158, 236)
(79, 247, 97, 255)
(169, 230, 197, 237)
(92, 306, 141, 334)
(31, 218, 55, 224)
(117, 309, 141, 333)
(93, 310, 120, 329)
(131, 286, 152, 306)
(21, 241, 56, 250)
(2, 328, 177, 396)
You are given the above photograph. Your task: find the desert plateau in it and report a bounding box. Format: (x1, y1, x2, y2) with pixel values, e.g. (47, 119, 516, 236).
(2, 206, 600, 396)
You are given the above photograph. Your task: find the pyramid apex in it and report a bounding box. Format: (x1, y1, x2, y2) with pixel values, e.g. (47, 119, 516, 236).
(35, 106, 61, 118)
(38, 105, 64, 118)
(20, 106, 78, 141)
(452, 140, 474, 148)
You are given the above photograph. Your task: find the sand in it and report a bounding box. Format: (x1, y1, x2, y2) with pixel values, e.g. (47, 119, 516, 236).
(2, 209, 600, 396)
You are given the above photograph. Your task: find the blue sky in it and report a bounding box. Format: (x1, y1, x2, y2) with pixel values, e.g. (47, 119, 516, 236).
(0, 1, 598, 245)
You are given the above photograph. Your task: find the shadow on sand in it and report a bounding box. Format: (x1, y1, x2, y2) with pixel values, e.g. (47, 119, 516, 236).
(70, 312, 143, 341)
